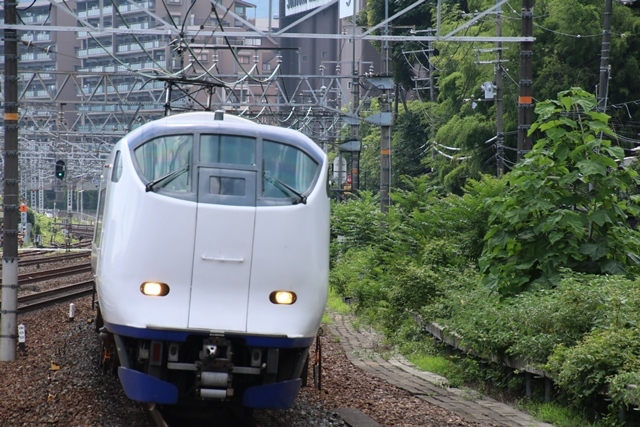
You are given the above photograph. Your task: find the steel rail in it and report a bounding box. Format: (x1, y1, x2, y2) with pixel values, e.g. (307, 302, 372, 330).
(16, 263, 92, 284)
(16, 280, 94, 313)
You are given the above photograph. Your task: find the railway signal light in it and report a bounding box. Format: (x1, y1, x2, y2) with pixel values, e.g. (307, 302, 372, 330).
(55, 160, 66, 180)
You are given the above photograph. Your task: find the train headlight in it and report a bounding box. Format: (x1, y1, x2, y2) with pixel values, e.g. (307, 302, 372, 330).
(140, 282, 170, 297)
(269, 291, 297, 305)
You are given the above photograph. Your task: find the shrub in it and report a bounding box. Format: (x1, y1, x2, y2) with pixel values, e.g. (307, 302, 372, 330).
(480, 88, 640, 296)
(546, 328, 640, 405)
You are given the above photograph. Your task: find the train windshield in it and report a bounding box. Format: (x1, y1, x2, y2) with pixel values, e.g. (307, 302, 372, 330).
(131, 132, 320, 205)
(200, 135, 255, 165)
(134, 135, 193, 192)
(263, 140, 318, 200)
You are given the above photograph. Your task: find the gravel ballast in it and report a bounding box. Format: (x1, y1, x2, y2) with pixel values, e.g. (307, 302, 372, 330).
(0, 297, 497, 427)
(1, 256, 498, 427)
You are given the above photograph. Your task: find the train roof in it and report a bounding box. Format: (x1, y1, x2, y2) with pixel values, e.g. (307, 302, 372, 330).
(155, 111, 255, 127)
(120, 111, 326, 161)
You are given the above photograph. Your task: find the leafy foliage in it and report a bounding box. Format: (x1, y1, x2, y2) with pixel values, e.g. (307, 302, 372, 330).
(428, 272, 640, 362)
(330, 174, 500, 336)
(331, 1, 640, 420)
(330, 191, 386, 264)
(479, 88, 640, 296)
(547, 328, 640, 405)
(391, 106, 431, 190)
(354, 1, 640, 195)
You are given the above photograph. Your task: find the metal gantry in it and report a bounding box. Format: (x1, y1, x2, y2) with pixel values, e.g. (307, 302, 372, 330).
(0, 0, 534, 203)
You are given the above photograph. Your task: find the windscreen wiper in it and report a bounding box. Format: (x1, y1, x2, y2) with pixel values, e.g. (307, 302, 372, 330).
(145, 164, 189, 192)
(264, 173, 307, 204)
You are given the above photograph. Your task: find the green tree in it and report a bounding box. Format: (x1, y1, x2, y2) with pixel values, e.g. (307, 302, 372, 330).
(391, 102, 431, 190)
(480, 88, 640, 296)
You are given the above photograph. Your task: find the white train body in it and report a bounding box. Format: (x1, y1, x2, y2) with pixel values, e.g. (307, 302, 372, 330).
(92, 111, 329, 409)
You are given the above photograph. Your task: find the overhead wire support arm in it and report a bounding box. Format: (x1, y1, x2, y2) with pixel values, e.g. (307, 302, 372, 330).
(209, 0, 278, 45)
(0, 24, 535, 43)
(360, 0, 427, 38)
(442, 0, 512, 39)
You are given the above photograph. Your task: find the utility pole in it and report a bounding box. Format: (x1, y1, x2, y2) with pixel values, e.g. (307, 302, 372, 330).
(597, 0, 613, 112)
(1, 0, 20, 362)
(351, 0, 360, 192)
(380, 0, 392, 212)
(428, 28, 436, 102)
(496, 0, 505, 176)
(517, 0, 535, 161)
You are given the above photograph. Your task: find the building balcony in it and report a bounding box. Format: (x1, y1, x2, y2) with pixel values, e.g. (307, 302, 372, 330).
(21, 33, 51, 42)
(118, 2, 154, 13)
(77, 6, 113, 18)
(20, 52, 54, 61)
(77, 46, 114, 57)
(116, 39, 163, 53)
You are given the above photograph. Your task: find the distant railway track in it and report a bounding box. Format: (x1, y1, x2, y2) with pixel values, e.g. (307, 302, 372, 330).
(0, 252, 91, 269)
(0, 261, 94, 310)
(51, 223, 95, 240)
(17, 280, 94, 313)
(19, 252, 91, 268)
(1, 243, 92, 259)
(17, 262, 92, 284)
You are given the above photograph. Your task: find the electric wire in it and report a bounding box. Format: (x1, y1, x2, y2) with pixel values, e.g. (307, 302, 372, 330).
(16, 0, 37, 11)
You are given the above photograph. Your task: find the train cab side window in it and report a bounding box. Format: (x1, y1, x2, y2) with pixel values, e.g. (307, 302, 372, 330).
(111, 151, 122, 183)
(133, 135, 193, 192)
(262, 140, 318, 199)
(200, 134, 256, 165)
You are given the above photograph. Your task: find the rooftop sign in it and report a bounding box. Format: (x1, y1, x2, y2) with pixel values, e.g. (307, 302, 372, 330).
(284, 0, 333, 17)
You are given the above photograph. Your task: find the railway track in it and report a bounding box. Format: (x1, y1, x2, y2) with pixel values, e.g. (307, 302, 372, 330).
(17, 280, 94, 313)
(0, 251, 91, 269)
(16, 262, 92, 284)
(0, 260, 94, 311)
(149, 403, 265, 427)
(18, 252, 91, 268)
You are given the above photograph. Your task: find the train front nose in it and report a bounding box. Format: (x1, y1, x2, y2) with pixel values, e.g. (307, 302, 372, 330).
(187, 167, 257, 332)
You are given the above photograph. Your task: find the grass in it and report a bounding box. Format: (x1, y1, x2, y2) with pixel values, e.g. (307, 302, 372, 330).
(31, 211, 93, 247)
(322, 286, 352, 323)
(321, 287, 617, 426)
(518, 401, 614, 427)
(406, 353, 456, 378)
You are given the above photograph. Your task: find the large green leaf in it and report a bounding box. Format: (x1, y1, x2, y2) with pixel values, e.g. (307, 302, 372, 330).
(578, 243, 609, 261)
(577, 159, 607, 177)
(589, 210, 612, 227)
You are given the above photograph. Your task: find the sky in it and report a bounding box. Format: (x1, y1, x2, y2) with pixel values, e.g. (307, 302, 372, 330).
(254, 1, 279, 18)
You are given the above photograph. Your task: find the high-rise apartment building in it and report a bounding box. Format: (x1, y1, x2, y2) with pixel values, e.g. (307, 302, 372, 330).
(1, 0, 279, 137)
(74, 0, 279, 133)
(1, 0, 279, 207)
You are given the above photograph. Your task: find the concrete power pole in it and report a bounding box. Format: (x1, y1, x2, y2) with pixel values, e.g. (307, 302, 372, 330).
(517, 0, 535, 160)
(496, 0, 505, 176)
(1, 0, 20, 362)
(380, 0, 392, 212)
(351, 1, 361, 192)
(597, 0, 613, 112)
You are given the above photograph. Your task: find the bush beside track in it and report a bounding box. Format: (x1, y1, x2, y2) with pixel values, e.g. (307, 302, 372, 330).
(329, 91, 640, 426)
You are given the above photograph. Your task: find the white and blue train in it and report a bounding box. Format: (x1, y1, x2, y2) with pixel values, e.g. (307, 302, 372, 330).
(91, 111, 329, 409)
